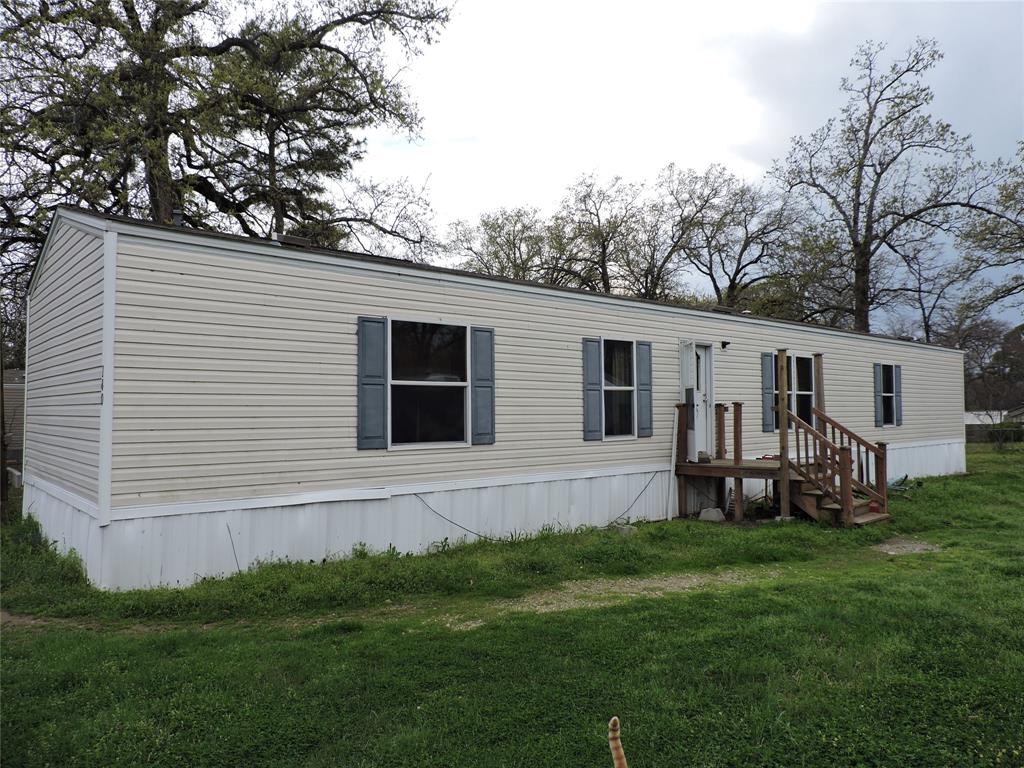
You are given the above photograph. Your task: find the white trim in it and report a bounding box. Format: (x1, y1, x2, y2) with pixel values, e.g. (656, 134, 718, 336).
(53, 208, 112, 233)
(883, 437, 964, 450)
(601, 337, 638, 440)
(24, 472, 101, 519)
(28, 212, 108, 298)
(106, 462, 673, 521)
(22, 294, 30, 479)
(90, 212, 964, 357)
(679, 340, 715, 457)
(877, 361, 898, 427)
(386, 317, 472, 449)
(97, 230, 117, 526)
(696, 342, 715, 454)
(772, 351, 815, 430)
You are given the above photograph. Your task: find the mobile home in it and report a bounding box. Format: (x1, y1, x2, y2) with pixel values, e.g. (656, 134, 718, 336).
(23, 208, 966, 589)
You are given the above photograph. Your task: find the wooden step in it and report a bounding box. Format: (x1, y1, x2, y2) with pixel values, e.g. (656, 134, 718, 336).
(853, 511, 891, 526)
(822, 498, 872, 513)
(792, 493, 825, 522)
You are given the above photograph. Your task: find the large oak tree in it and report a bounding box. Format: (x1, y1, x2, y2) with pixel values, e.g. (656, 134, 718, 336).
(0, 0, 448, 283)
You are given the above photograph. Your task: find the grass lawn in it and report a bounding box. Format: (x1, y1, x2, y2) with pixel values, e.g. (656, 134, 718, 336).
(2, 446, 1023, 767)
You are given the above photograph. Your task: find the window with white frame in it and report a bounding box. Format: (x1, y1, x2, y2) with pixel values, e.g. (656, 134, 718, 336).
(879, 363, 896, 425)
(603, 339, 635, 437)
(390, 320, 468, 445)
(773, 353, 814, 428)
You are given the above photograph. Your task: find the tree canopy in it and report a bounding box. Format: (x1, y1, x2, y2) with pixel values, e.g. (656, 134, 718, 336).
(0, 0, 449, 281)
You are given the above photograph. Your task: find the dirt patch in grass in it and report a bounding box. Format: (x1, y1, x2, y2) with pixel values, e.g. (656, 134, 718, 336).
(872, 537, 942, 556)
(0, 609, 227, 634)
(497, 567, 778, 614)
(429, 568, 779, 630)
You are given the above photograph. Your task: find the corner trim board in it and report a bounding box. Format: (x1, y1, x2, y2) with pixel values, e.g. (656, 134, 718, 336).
(97, 229, 117, 526)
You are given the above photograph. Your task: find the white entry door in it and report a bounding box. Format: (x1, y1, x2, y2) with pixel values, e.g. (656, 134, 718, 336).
(680, 341, 714, 461)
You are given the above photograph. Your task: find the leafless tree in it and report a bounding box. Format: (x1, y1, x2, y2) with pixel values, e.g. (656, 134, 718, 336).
(547, 175, 643, 293)
(447, 207, 549, 281)
(664, 165, 794, 307)
(776, 38, 1008, 332)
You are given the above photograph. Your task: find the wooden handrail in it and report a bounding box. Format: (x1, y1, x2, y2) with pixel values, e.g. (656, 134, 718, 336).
(812, 407, 881, 458)
(787, 410, 844, 511)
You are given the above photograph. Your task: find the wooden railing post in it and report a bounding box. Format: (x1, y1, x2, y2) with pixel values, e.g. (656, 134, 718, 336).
(676, 403, 688, 517)
(732, 402, 744, 521)
(776, 349, 791, 518)
(715, 403, 727, 460)
(839, 445, 854, 526)
(875, 442, 888, 514)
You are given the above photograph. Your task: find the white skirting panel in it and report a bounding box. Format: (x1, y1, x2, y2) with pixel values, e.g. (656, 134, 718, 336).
(23, 481, 104, 583)
(96, 468, 673, 590)
(883, 439, 966, 480)
(737, 438, 966, 500)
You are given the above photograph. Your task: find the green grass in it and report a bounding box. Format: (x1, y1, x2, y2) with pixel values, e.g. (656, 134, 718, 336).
(3, 446, 1023, 767)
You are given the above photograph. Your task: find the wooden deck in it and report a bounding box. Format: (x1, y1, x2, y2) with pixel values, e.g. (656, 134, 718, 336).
(673, 348, 891, 527)
(675, 458, 782, 480)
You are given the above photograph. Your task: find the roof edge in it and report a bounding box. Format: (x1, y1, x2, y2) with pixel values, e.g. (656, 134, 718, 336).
(53, 206, 965, 356)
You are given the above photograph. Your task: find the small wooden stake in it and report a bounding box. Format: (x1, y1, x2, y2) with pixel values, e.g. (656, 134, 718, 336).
(876, 441, 888, 515)
(839, 445, 854, 526)
(732, 401, 744, 521)
(777, 349, 791, 518)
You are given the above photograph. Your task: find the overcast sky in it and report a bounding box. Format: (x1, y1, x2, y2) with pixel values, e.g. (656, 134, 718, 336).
(360, 0, 1024, 228)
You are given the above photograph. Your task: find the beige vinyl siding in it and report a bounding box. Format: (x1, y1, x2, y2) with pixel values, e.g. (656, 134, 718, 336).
(25, 223, 104, 501)
(111, 237, 965, 506)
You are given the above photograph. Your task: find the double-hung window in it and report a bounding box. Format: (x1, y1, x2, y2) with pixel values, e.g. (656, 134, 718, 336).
(772, 353, 814, 428)
(876, 363, 900, 426)
(603, 339, 636, 438)
(390, 320, 469, 445)
(880, 364, 895, 425)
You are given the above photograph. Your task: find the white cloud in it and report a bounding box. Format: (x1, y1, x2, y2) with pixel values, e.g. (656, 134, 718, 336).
(358, 0, 1022, 228)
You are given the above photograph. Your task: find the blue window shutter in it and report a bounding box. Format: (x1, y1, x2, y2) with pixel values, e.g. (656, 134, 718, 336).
(894, 365, 903, 426)
(471, 327, 495, 445)
(636, 341, 653, 437)
(761, 352, 774, 432)
(873, 363, 883, 427)
(357, 316, 387, 449)
(582, 337, 603, 440)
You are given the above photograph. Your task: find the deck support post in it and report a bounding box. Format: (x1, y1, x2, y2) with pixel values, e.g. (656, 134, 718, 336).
(675, 403, 688, 518)
(732, 402, 744, 521)
(776, 349, 791, 518)
(875, 441, 888, 514)
(839, 445, 854, 526)
(714, 403, 727, 510)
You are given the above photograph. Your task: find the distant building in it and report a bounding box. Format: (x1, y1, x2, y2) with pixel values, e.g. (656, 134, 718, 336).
(964, 410, 1006, 425)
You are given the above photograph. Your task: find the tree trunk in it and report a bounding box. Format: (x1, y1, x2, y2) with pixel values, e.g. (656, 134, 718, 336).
(268, 125, 284, 234)
(140, 53, 177, 225)
(144, 131, 176, 224)
(853, 245, 871, 332)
